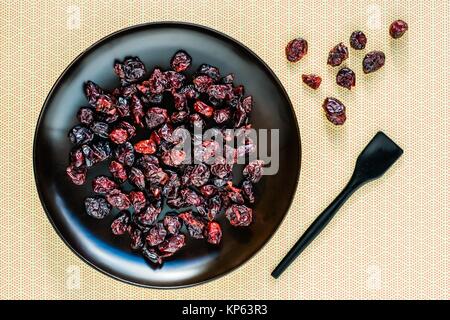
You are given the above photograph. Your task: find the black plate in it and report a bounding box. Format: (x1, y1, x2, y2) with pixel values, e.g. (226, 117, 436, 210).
(34, 22, 301, 288)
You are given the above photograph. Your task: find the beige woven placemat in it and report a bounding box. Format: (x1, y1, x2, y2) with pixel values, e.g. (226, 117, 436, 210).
(0, 0, 448, 299)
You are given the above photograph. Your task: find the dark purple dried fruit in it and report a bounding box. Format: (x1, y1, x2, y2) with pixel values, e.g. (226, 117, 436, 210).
(327, 42, 349, 67)
(285, 38, 308, 62)
(225, 204, 253, 227)
(69, 125, 93, 145)
(114, 57, 146, 85)
(322, 97, 346, 125)
(363, 51, 385, 74)
(90, 121, 109, 138)
(170, 50, 192, 72)
(179, 211, 205, 239)
(197, 64, 220, 81)
(135, 204, 161, 226)
(129, 167, 145, 189)
(111, 210, 131, 235)
(336, 67, 356, 89)
(114, 142, 135, 166)
(243, 160, 265, 183)
(77, 107, 94, 125)
(146, 223, 167, 247)
(85, 196, 111, 219)
(92, 176, 117, 194)
(108, 160, 127, 183)
(349, 31, 367, 50)
(302, 74, 322, 89)
(105, 189, 131, 210)
(129, 191, 146, 212)
(158, 234, 186, 258)
(163, 215, 182, 235)
(389, 20, 408, 39)
(66, 165, 86, 185)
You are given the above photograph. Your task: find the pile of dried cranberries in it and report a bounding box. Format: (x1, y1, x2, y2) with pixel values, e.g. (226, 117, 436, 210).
(286, 19, 408, 125)
(66, 50, 265, 266)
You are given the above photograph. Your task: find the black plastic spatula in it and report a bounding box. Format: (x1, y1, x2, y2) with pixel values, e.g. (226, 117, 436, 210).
(271, 131, 403, 278)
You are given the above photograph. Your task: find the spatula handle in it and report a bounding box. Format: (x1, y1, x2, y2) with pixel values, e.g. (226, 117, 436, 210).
(271, 178, 361, 278)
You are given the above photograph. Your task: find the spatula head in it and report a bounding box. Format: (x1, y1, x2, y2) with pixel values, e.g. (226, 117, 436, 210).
(353, 132, 403, 183)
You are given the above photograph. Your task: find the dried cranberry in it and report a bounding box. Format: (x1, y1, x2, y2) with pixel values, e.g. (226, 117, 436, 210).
(363, 51, 385, 74)
(285, 38, 308, 62)
(146, 223, 167, 246)
(116, 97, 130, 117)
(90, 121, 109, 138)
(389, 20, 408, 39)
(190, 164, 210, 187)
(106, 189, 131, 210)
(114, 57, 146, 85)
(302, 74, 322, 89)
(69, 125, 93, 145)
(164, 71, 186, 91)
(108, 160, 127, 183)
(350, 31, 367, 50)
(204, 221, 222, 245)
(199, 185, 217, 198)
(129, 227, 144, 250)
(207, 84, 233, 100)
(170, 50, 192, 72)
(158, 234, 186, 258)
(241, 180, 255, 203)
(95, 94, 116, 115)
(226, 204, 253, 227)
(114, 142, 135, 166)
(134, 138, 156, 155)
(336, 67, 356, 90)
(148, 68, 168, 94)
(179, 211, 205, 239)
(193, 75, 214, 93)
(84, 81, 104, 106)
(322, 97, 346, 125)
(197, 64, 220, 81)
(111, 210, 131, 235)
(178, 84, 199, 99)
(161, 149, 186, 167)
(109, 128, 128, 144)
(81, 144, 96, 167)
(135, 204, 160, 226)
(77, 107, 94, 125)
(85, 196, 111, 219)
(207, 195, 222, 221)
(327, 42, 349, 66)
(163, 215, 182, 235)
(129, 167, 145, 189)
(221, 73, 234, 84)
(243, 160, 265, 183)
(69, 148, 84, 168)
(171, 111, 189, 124)
(92, 176, 117, 194)
(145, 107, 168, 129)
(181, 188, 204, 207)
(130, 95, 145, 127)
(194, 101, 214, 118)
(213, 108, 231, 124)
(129, 191, 146, 212)
(66, 165, 87, 185)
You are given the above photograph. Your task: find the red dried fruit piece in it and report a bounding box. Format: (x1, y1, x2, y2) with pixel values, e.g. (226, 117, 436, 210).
(69, 125, 94, 145)
(129, 191, 146, 212)
(197, 64, 220, 81)
(145, 107, 168, 129)
(322, 97, 346, 125)
(111, 210, 131, 235)
(363, 51, 385, 74)
(114, 57, 146, 85)
(129, 167, 146, 189)
(158, 234, 186, 258)
(105, 189, 131, 210)
(204, 221, 222, 245)
(95, 94, 116, 115)
(389, 20, 408, 39)
(214, 108, 231, 124)
(135, 204, 161, 226)
(69, 148, 85, 168)
(66, 165, 87, 185)
(77, 107, 94, 125)
(302, 74, 322, 89)
(84, 81, 104, 106)
(207, 195, 222, 221)
(181, 188, 205, 207)
(163, 215, 182, 235)
(350, 31, 367, 50)
(243, 160, 265, 183)
(190, 164, 210, 187)
(194, 100, 214, 118)
(336, 67, 356, 90)
(85, 196, 111, 219)
(285, 38, 308, 62)
(129, 227, 144, 250)
(164, 71, 186, 91)
(130, 95, 145, 127)
(148, 68, 168, 94)
(146, 223, 167, 246)
(199, 185, 217, 198)
(134, 138, 157, 155)
(116, 97, 130, 117)
(161, 149, 186, 167)
(241, 180, 255, 204)
(327, 42, 349, 67)
(170, 50, 192, 72)
(109, 160, 127, 183)
(179, 211, 206, 239)
(207, 84, 233, 100)
(109, 128, 128, 144)
(92, 175, 118, 194)
(226, 204, 253, 227)
(193, 75, 214, 93)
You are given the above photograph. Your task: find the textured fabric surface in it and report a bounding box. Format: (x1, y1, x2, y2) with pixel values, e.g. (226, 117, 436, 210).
(0, 0, 448, 299)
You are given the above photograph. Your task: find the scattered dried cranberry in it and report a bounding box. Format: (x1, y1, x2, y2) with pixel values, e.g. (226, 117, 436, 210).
(108, 160, 127, 183)
(158, 234, 186, 258)
(85, 196, 111, 219)
(77, 107, 94, 125)
(349, 31, 367, 50)
(204, 221, 222, 245)
(243, 160, 265, 183)
(389, 20, 408, 39)
(134, 138, 156, 155)
(146, 223, 167, 247)
(285, 38, 308, 62)
(197, 64, 220, 81)
(114, 142, 135, 166)
(106, 189, 131, 210)
(111, 210, 131, 235)
(92, 176, 117, 194)
(226, 204, 253, 227)
(66, 165, 86, 185)
(142, 246, 163, 265)
(109, 128, 128, 144)
(114, 57, 146, 85)
(163, 215, 182, 235)
(69, 125, 93, 145)
(135, 204, 160, 226)
(179, 211, 206, 239)
(129, 167, 145, 189)
(336, 67, 356, 90)
(363, 51, 385, 74)
(170, 50, 192, 72)
(194, 100, 214, 117)
(322, 97, 346, 125)
(327, 42, 349, 67)
(129, 191, 146, 212)
(129, 227, 144, 250)
(302, 74, 322, 89)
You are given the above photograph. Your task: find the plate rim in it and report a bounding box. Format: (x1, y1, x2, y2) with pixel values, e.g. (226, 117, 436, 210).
(33, 21, 302, 289)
